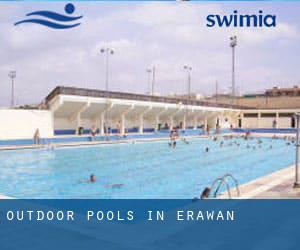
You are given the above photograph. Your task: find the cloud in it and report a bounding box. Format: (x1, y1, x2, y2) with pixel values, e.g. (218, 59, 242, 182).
(0, 2, 300, 106)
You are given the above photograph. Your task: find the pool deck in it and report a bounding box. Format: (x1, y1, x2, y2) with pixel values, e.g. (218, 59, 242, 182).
(219, 165, 300, 199)
(0, 131, 296, 151)
(0, 134, 211, 151)
(0, 194, 13, 199)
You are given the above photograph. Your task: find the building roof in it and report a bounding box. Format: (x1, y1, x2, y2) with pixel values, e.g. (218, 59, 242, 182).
(45, 86, 251, 110)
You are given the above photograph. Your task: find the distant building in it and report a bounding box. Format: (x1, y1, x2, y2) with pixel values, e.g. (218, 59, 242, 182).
(265, 86, 300, 97)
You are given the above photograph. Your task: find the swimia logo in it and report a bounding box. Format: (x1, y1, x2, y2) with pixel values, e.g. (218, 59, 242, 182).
(14, 3, 83, 29)
(206, 10, 276, 28)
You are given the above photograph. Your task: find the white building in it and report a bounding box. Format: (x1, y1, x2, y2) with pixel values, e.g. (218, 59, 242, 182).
(47, 87, 239, 136)
(0, 86, 299, 140)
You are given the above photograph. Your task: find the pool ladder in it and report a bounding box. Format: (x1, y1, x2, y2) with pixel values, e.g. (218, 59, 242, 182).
(209, 173, 240, 199)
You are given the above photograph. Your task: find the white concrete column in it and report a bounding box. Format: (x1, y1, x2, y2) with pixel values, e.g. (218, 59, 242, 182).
(76, 113, 81, 134)
(258, 112, 261, 128)
(118, 105, 134, 135)
(169, 116, 174, 130)
(138, 114, 144, 134)
(121, 113, 125, 135)
(193, 116, 198, 130)
(204, 116, 208, 131)
(99, 112, 105, 135)
(276, 112, 279, 128)
(182, 115, 186, 130)
(155, 115, 160, 131)
(138, 107, 152, 134)
(70, 102, 90, 135)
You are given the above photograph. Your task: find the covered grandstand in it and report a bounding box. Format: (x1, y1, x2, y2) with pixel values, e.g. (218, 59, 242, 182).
(45, 86, 242, 135)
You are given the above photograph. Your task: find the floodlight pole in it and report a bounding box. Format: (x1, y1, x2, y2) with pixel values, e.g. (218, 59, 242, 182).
(101, 47, 114, 93)
(100, 47, 114, 137)
(183, 65, 192, 129)
(183, 65, 192, 100)
(215, 80, 218, 103)
(146, 68, 152, 95)
(230, 36, 237, 99)
(294, 113, 300, 188)
(152, 66, 156, 96)
(8, 71, 16, 108)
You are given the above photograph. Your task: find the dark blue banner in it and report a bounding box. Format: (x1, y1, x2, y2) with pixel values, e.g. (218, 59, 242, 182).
(0, 199, 299, 250)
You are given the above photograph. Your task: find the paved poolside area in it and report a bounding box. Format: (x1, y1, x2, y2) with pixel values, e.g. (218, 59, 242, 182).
(220, 165, 300, 199)
(0, 134, 212, 151)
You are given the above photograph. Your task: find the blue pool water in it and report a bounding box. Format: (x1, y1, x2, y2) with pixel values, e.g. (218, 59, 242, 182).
(0, 137, 295, 198)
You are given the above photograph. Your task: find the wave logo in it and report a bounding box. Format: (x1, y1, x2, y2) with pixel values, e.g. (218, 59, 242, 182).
(14, 3, 82, 29)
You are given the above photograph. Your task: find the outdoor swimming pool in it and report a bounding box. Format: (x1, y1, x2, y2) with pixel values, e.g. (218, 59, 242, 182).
(0, 136, 295, 198)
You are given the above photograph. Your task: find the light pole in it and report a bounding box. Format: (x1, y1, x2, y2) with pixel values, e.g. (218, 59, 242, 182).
(230, 36, 237, 98)
(183, 65, 192, 102)
(294, 113, 300, 188)
(146, 66, 156, 95)
(183, 65, 192, 130)
(8, 71, 16, 108)
(215, 80, 218, 103)
(100, 47, 114, 93)
(146, 68, 152, 95)
(152, 66, 156, 96)
(100, 47, 114, 136)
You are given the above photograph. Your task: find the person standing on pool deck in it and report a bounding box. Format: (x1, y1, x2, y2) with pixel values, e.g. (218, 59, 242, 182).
(33, 128, 41, 145)
(116, 121, 121, 135)
(90, 125, 97, 140)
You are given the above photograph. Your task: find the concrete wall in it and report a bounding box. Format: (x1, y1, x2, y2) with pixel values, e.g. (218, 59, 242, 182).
(54, 117, 76, 130)
(242, 117, 293, 128)
(278, 117, 291, 128)
(259, 117, 275, 128)
(242, 118, 259, 128)
(0, 109, 53, 140)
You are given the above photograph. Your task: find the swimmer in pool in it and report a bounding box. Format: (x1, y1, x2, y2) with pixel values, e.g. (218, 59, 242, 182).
(200, 187, 211, 199)
(106, 184, 124, 189)
(182, 138, 190, 144)
(90, 174, 96, 183)
(78, 174, 96, 184)
(205, 147, 209, 153)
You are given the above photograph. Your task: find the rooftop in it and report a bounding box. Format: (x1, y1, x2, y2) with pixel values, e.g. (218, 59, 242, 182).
(45, 86, 250, 110)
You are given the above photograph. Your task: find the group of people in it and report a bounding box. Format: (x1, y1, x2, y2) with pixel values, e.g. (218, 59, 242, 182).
(81, 121, 127, 140)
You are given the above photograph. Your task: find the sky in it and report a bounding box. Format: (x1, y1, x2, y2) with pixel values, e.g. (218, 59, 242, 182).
(0, 1, 300, 106)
